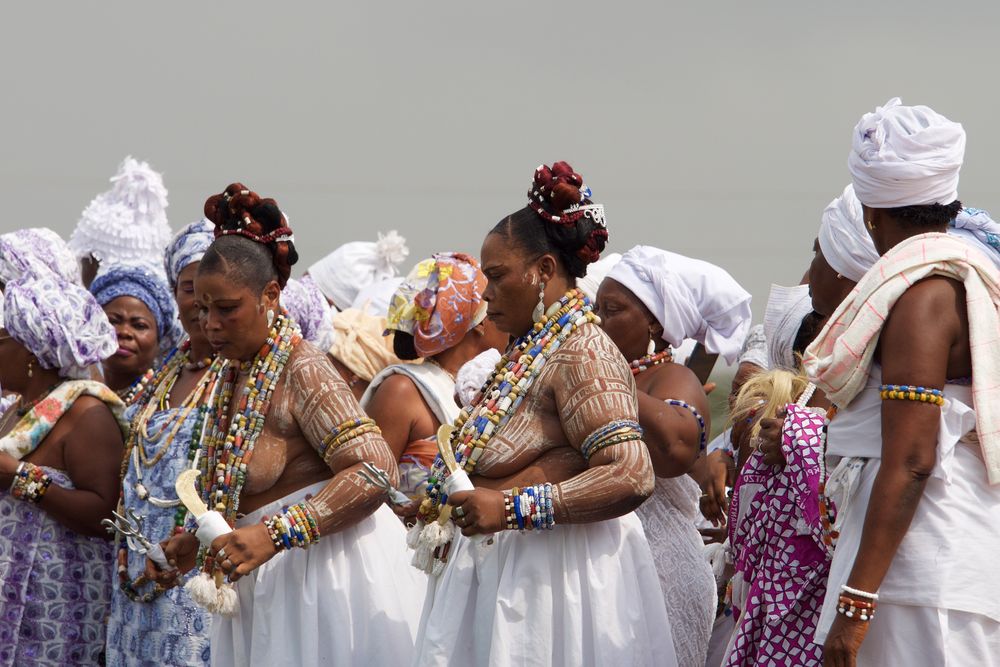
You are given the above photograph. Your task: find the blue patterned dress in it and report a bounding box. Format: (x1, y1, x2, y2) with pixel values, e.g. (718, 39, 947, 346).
(0, 468, 112, 666)
(105, 405, 211, 667)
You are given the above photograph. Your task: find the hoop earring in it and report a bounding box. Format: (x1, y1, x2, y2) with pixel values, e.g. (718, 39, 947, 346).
(532, 281, 546, 323)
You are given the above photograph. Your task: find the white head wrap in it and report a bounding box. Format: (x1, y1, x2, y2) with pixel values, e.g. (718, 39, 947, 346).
(949, 208, 1000, 270)
(351, 277, 405, 317)
(763, 284, 813, 371)
(606, 245, 752, 364)
(737, 324, 769, 370)
(818, 184, 881, 282)
(69, 157, 172, 266)
(848, 98, 966, 208)
(578, 252, 622, 302)
(308, 231, 409, 310)
(455, 348, 503, 408)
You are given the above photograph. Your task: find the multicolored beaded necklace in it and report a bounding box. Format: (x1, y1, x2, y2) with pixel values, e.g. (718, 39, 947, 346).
(629, 349, 672, 376)
(119, 366, 158, 406)
(113, 341, 222, 603)
(194, 313, 301, 574)
(417, 288, 598, 526)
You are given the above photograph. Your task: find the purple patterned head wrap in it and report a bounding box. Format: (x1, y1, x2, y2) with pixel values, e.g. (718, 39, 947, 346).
(282, 275, 335, 351)
(0, 228, 80, 287)
(90, 264, 181, 352)
(3, 270, 117, 379)
(164, 218, 215, 287)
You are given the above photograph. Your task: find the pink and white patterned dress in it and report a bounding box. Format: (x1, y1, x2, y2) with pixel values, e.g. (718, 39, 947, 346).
(724, 404, 832, 666)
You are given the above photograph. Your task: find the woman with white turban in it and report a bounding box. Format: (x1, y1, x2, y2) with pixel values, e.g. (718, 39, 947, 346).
(0, 270, 125, 665)
(306, 231, 409, 310)
(597, 245, 752, 667)
(806, 98, 1000, 665)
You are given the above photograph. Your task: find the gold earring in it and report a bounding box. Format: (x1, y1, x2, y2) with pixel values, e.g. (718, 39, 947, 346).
(27, 359, 33, 378)
(866, 219, 876, 231)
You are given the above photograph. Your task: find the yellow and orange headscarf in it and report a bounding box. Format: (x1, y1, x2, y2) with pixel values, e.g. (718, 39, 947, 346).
(385, 252, 487, 357)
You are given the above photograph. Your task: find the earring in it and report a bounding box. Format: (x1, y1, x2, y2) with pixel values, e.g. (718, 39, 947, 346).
(866, 219, 875, 231)
(532, 281, 546, 323)
(836, 273, 844, 280)
(646, 336, 656, 357)
(266, 309, 276, 327)
(27, 359, 33, 378)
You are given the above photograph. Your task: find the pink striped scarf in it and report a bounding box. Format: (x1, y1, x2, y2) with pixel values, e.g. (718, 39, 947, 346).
(803, 232, 1000, 483)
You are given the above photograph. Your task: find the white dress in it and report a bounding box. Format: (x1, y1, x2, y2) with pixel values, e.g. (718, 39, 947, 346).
(210, 482, 427, 667)
(816, 370, 1000, 665)
(637, 475, 716, 667)
(412, 512, 678, 667)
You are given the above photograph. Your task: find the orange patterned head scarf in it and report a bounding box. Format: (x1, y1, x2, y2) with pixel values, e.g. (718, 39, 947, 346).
(385, 252, 487, 357)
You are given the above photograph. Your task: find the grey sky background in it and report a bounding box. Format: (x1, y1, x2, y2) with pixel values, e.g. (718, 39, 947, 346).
(3, 2, 999, 330)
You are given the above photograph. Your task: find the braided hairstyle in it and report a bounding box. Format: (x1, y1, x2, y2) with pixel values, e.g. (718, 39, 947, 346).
(491, 161, 608, 279)
(201, 183, 298, 289)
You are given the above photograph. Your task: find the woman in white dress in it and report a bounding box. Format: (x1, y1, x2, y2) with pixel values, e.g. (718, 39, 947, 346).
(409, 162, 676, 667)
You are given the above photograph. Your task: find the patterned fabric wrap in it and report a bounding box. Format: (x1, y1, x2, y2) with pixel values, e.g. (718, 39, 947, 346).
(0, 228, 80, 286)
(0, 380, 125, 459)
(0, 468, 113, 666)
(803, 232, 1000, 484)
(164, 218, 215, 287)
(950, 207, 1000, 270)
(105, 403, 211, 667)
(282, 275, 336, 352)
(385, 253, 487, 357)
(90, 263, 181, 353)
(725, 404, 832, 666)
(4, 272, 118, 379)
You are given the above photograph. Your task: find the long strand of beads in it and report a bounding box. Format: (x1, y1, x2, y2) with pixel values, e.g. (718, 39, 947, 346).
(417, 289, 596, 525)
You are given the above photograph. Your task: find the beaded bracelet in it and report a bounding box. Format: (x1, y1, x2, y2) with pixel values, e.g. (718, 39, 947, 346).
(665, 399, 708, 452)
(503, 483, 555, 531)
(879, 384, 945, 406)
(581, 420, 644, 460)
(263, 502, 322, 551)
(317, 418, 382, 464)
(841, 584, 878, 601)
(10, 462, 52, 503)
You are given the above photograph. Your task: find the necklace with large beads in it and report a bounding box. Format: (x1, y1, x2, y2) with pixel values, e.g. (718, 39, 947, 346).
(194, 314, 301, 571)
(417, 288, 597, 523)
(629, 349, 673, 376)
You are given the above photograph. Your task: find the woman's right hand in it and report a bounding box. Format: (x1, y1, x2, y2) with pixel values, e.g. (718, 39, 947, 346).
(145, 531, 200, 588)
(757, 412, 787, 468)
(689, 450, 731, 526)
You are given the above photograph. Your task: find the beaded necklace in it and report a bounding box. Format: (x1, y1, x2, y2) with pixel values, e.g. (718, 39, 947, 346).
(114, 341, 223, 603)
(194, 313, 301, 572)
(120, 366, 158, 406)
(417, 289, 597, 524)
(629, 349, 673, 376)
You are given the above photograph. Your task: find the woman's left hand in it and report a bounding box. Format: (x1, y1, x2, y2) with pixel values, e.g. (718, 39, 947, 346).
(822, 614, 870, 667)
(209, 524, 278, 583)
(448, 488, 506, 536)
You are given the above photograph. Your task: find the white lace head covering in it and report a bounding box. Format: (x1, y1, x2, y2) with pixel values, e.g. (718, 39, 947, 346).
(69, 156, 172, 266)
(763, 284, 813, 370)
(818, 184, 881, 282)
(308, 231, 409, 310)
(848, 97, 966, 208)
(455, 349, 502, 408)
(606, 245, 752, 364)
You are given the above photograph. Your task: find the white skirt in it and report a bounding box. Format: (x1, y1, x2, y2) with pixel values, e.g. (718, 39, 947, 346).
(413, 512, 678, 667)
(211, 482, 426, 667)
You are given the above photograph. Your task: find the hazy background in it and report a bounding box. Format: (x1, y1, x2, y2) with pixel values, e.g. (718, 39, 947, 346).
(2, 2, 998, 361)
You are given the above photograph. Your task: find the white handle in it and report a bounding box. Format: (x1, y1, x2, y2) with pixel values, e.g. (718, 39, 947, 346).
(195, 510, 233, 547)
(146, 543, 172, 570)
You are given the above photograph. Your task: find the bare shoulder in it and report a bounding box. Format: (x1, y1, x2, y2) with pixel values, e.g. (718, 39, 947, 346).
(642, 362, 705, 402)
(368, 372, 422, 406)
(888, 275, 965, 328)
(63, 395, 123, 444)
